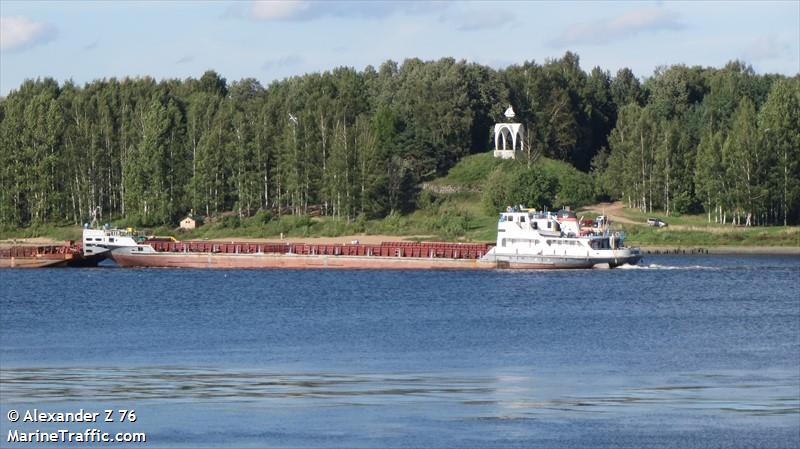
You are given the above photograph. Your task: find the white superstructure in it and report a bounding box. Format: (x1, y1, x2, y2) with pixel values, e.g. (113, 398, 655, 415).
(82, 227, 143, 257)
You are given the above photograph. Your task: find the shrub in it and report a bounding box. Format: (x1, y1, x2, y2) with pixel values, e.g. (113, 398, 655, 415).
(540, 159, 596, 208)
(481, 165, 558, 214)
(221, 215, 241, 228)
(376, 211, 404, 234)
(417, 190, 441, 211)
(254, 209, 274, 225)
(436, 206, 473, 237)
(481, 167, 515, 214)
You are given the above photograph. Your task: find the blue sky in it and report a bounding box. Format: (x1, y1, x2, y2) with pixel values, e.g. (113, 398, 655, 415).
(1, 1, 798, 95)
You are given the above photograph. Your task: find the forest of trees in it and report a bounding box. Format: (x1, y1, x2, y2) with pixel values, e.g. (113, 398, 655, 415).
(0, 52, 798, 228)
(597, 62, 799, 226)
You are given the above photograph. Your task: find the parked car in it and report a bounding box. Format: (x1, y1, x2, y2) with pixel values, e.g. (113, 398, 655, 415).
(647, 218, 668, 227)
(594, 215, 607, 228)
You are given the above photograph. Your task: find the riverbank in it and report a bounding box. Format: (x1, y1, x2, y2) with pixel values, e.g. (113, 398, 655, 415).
(2, 199, 798, 255)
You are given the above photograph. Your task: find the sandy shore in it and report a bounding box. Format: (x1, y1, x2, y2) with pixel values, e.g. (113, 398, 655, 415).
(0, 237, 76, 248)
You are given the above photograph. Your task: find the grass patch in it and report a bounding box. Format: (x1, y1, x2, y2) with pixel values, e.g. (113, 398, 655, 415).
(0, 223, 83, 241)
(621, 224, 800, 247)
(433, 152, 508, 187)
(594, 206, 757, 229)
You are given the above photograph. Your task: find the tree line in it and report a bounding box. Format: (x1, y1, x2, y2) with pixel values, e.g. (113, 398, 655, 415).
(596, 62, 799, 226)
(0, 53, 797, 228)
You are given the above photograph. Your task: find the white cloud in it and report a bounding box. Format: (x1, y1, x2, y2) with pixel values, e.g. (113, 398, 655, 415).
(250, 1, 312, 20)
(550, 8, 683, 47)
(227, 0, 447, 22)
(0, 16, 57, 52)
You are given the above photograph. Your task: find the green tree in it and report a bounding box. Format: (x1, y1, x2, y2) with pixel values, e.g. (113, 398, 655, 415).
(723, 98, 763, 225)
(758, 78, 800, 225)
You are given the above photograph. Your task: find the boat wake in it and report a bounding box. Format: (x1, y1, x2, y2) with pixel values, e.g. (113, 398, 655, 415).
(617, 263, 719, 271)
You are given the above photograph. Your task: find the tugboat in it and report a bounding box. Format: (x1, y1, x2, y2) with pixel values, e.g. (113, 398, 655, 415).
(480, 207, 641, 268)
(82, 225, 146, 257)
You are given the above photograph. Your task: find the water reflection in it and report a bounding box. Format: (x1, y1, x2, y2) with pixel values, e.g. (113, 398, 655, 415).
(2, 366, 797, 418)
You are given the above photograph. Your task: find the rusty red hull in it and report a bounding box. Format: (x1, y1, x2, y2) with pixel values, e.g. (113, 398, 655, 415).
(112, 252, 495, 270)
(110, 252, 603, 270)
(0, 254, 73, 268)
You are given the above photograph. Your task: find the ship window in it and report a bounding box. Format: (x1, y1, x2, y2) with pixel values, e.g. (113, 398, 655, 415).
(502, 239, 507, 247)
(109, 238, 115, 242)
(520, 216, 526, 222)
(95, 238, 102, 241)
(547, 221, 552, 229)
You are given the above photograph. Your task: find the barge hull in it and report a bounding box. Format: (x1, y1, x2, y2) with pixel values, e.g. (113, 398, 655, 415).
(111, 252, 492, 269)
(0, 255, 72, 268)
(111, 252, 636, 270)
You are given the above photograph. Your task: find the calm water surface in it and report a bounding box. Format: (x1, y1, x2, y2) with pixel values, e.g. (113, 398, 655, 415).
(1, 255, 799, 448)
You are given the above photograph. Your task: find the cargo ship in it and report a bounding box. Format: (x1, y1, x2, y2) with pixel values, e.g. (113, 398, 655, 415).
(84, 207, 641, 269)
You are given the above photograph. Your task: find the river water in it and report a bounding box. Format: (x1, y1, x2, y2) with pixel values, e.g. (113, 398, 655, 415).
(1, 255, 798, 448)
